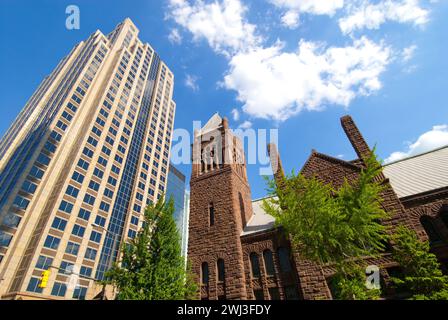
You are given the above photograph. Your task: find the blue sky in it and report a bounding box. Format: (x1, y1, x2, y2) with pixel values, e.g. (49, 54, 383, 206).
(1, 0, 447, 199)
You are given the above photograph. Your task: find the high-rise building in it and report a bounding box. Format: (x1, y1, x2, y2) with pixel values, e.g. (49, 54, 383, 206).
(166, 164, 189, 260)
(0, 18, 176, 300)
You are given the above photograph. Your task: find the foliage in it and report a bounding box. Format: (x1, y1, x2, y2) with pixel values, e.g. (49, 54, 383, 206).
(329, 262, 381, 300)
(391, 226, 448, 300)
(262, 150, 389, 265)
(105, 197, 198, 300)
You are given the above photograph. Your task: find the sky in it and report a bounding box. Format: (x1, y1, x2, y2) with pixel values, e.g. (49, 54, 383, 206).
(0, 0, 447, 199)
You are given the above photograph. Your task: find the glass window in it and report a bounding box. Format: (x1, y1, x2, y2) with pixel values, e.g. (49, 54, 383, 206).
(201, 262, 209, 285)
(59, 200, 74, 214)
(30, 165, 44, 179)
(22, 180, 37, 194)
(72, 171, 85, 183)
(59, 261, 74, 274)
(80, 266, 92, 277)
(83, 194, 96, 206)
(128, 229, 137, 238)
(51, 217, 67, 231)
(66, 242, 80, 255)
(13, 195, 30, 210)
(250, 253, 261, 278)
(73, 287, 87, 300)
(2, 213, 21, 228)
(94, 215, 106, 227)
(209, 202, 215, 226)
(51, 282, 67, 297)
(78, 208, 91, 221)
(44, 235, 60, 250)
(217, 259, 225, 283)
(72, 225, 85, 237)
(90, 231, 101, 243)
(65, 185, 79, 198)
(36, 255, 53, 270)
(85, 248, 97, 260)
(263, 250, 276, 276)
(27, 277, 43, 293)
(0, 231, 13, 247)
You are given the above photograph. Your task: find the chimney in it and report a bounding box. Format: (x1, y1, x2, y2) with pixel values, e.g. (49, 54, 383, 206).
(267, 143, 285, 187)
(340, 115, 371, 161)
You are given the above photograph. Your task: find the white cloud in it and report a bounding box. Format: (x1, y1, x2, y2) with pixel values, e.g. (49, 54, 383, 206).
(168, 0, 260, 55)
(223, 37, 391, 121)
(185, 74, 200, 91)
(231, 108, 240, 121)
(402, 44, 417, 62)
(384, 125, 448, 163)
(238, 120, 253, 129)
(269, 0, 344, 28)
(339, 0, 429, 35)
(168, 28, 182, 44)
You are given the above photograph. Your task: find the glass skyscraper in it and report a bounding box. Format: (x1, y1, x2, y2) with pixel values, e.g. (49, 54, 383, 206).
(0, 18, 176, 300)
(166, 164, 189, 261)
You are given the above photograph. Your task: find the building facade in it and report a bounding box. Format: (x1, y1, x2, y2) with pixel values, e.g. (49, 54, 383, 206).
(188, 114, 448, 300)
(167, 164, 189, 259)
(0, 18, 176, 300)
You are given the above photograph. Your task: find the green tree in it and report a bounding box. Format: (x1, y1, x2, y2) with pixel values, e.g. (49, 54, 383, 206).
(105, 197, 197, 300)
(391, 226, 448, 300)
(262, 151, 388, 299)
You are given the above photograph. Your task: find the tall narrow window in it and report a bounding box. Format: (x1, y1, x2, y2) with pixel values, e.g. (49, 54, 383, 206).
(420, 216, 441, 244)
(217, 259, 225, 283)
(209, 202, 215, 226)
(263, 250, 275, 276)
(250, 252, 261, 278)
(278, 247, 292, 272)
(201, 262, 209, 286)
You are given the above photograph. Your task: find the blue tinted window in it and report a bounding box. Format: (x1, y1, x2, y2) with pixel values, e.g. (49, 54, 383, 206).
(51, 217, 67, 231)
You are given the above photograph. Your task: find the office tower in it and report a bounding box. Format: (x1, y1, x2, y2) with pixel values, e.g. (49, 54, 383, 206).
(166, 164, 189, 260)
(0, 18, 175, 300)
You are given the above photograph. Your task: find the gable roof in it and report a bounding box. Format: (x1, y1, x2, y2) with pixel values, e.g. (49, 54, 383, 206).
(241, 197, 276, 236)
(383, 145, 448, 198)
(300, 151, 362, 188)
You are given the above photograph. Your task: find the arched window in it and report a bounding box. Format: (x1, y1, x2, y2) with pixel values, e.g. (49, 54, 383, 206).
(239, 192, 246, 227)
(278, 247, 292, 272)
(208, 202, 215, 226)
(420, 216, 441, 244)
(201, 262, 209, 286)
(263, 250, 275, 277)
(217, 259, 225, 283)
(250, 253, 261, 278)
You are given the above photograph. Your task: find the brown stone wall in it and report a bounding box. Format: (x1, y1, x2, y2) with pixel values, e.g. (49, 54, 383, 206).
(241, 229, 303, 300)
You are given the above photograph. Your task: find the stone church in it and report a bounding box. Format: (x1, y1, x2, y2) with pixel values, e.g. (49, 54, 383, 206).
(187, 113, 448, 300)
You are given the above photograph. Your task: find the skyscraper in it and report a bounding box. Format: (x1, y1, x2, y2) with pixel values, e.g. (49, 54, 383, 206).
(0, 18, 175, 300)
(166, 164, 189, 260)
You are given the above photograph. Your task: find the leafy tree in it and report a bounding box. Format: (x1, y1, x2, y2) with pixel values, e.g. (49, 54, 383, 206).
(391, 226, 448, 300)
(105, 197, 197, 300)
(262, 151, 388, 299)
(329, 262, 381, 300)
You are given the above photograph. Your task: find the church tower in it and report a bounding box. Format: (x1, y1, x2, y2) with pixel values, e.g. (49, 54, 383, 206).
(188, 113, 253, 300)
